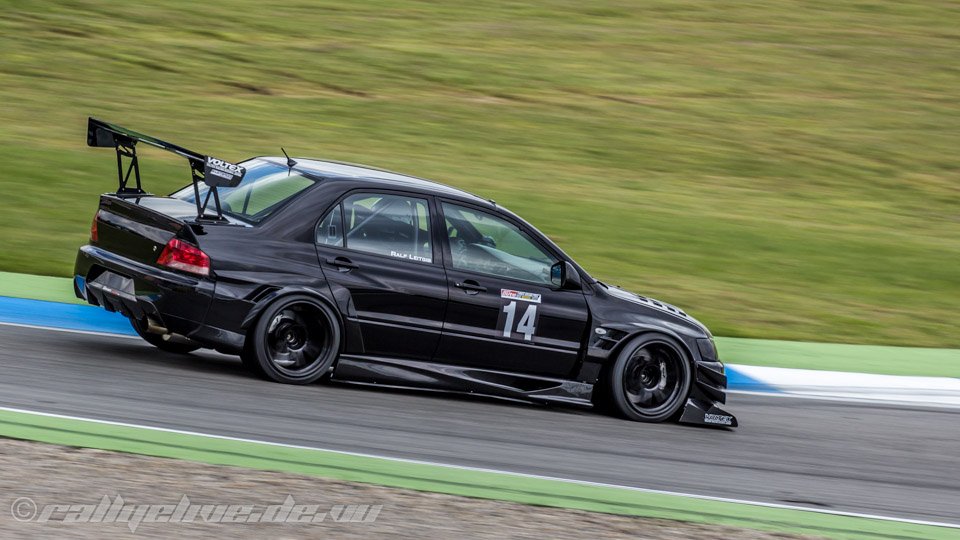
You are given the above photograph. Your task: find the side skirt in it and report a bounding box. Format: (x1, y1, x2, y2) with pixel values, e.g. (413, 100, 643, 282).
(331, 355, 594, 407)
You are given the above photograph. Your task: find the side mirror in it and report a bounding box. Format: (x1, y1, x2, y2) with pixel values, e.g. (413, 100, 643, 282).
(551, 261, 582, 290)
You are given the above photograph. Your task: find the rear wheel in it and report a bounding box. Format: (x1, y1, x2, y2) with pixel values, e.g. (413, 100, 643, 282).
(130, 317, 201, 354)
(242, 295, 340, 384)
(601, 333, 692, 422)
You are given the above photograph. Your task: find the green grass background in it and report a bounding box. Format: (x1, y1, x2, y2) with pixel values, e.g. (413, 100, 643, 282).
(1, 0, 958, 348)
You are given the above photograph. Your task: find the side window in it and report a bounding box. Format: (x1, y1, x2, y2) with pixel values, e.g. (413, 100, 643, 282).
(330, 193, 433, 263)
(441, 202, 556, 285)
(316, 204, 343, 247)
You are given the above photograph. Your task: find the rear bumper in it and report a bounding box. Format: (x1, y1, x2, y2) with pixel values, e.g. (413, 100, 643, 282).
(74, 245, 245, 352)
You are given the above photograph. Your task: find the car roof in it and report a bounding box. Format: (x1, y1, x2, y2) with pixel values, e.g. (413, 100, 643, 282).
(253, 157, 594, 283)
(258, 157, 492, 206)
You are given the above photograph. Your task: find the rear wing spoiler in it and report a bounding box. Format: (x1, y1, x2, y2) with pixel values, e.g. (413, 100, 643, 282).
(87, 117, 246, 221)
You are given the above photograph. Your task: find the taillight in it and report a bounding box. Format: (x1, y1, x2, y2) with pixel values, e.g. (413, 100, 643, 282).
(90, 211, 100, 243)
(157, 238, 210, 276)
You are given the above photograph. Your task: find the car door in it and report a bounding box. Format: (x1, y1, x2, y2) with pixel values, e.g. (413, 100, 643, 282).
(314, 191, 448, 360)
(434, 200, 589, 378)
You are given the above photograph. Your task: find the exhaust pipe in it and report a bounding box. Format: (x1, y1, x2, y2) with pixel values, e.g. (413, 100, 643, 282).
(145, 318, 199, 347)
(146, 319, 168, 335)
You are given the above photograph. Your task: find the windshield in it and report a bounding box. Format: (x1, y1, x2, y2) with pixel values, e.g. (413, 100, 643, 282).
(173, 160, 318, 223)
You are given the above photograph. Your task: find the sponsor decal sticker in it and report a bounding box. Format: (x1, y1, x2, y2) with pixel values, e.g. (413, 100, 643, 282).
(203, 156, 245, 185)
(704, 413, 733, 426)
(206, 156, 244, 175)
(389, 250, 431, 263)
(500, 289, 541, 304)
(208, 168, 233, 180)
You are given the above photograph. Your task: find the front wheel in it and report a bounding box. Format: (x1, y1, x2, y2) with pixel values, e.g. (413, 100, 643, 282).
(130, 317, 201, 354)
(242, 295, 340, 384)
(601, 333, 692, 422)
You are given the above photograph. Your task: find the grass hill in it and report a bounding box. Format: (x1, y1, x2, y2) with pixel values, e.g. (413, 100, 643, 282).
(1, 0, 957, 346)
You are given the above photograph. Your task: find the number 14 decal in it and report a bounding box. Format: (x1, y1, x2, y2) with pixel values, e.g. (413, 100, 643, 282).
(502, 301, 537, 341)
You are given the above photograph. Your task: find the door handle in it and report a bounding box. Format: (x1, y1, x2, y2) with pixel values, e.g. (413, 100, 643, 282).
(326, 256, 358, 271)
(455, 280, 487, 294)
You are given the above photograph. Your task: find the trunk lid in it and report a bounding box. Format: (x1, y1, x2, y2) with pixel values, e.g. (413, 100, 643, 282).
(94, 195, 203, 266)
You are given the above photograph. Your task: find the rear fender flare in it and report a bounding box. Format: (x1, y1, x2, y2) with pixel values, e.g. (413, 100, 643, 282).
(240, 287, 343, 335)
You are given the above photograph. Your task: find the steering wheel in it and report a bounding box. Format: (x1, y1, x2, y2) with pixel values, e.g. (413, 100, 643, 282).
(452, 238, 468, 264)
(449, 227, 469, 262)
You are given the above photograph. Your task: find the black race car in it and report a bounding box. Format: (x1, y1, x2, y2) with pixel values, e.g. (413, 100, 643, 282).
(74, 118, 736, 427)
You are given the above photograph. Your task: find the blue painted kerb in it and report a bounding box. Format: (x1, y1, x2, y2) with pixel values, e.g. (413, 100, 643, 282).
(724, 365, 779, 393)
(0, 296, 135, 336)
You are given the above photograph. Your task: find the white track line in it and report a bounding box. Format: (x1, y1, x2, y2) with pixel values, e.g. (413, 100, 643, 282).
(729, 389, 960, 410)
(0, 405, 956, 529)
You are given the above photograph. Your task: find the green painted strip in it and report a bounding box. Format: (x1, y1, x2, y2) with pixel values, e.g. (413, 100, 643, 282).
(717, 337, 960, 379)
(0, 271, 83, 305)
(0, 409, 952, 539)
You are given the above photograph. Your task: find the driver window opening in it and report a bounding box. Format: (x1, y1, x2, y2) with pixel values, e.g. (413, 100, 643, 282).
(442, 203, 556, 285)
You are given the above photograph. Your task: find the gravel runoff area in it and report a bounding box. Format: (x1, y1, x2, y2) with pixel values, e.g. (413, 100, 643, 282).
(0, 437, 817, 539)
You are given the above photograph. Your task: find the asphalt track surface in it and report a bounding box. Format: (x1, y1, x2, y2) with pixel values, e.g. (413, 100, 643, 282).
(0, 325, 957, 525)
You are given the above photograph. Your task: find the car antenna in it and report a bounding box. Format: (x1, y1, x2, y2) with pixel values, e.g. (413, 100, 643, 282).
(281, 147, 297, 171)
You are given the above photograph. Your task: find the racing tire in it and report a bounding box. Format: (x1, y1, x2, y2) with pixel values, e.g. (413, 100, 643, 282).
(242, 295, 340, 385)
(130, 317, 201, 355)
(602, 333, 692, 423)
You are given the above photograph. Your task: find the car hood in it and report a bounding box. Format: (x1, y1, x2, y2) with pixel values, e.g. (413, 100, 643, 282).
(592, 283, 711, 338)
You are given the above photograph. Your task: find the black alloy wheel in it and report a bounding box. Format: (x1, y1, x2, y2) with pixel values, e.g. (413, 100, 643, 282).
(604, 334, 692, 422)
(243, 295, 340, 384)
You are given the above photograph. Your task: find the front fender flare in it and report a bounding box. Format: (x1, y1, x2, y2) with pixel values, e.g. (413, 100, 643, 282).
(601, 322, 698, 363)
